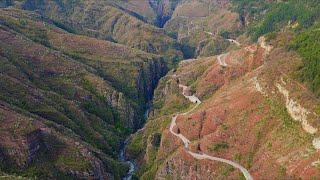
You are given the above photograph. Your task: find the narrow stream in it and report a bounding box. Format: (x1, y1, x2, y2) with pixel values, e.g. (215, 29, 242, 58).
(119, 139, 136, 180)
(119, 106, 150, 180)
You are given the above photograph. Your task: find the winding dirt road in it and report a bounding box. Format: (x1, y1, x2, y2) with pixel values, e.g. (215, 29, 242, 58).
(216, 39, 241, 67)
(227, 39, 241, 46)
(169, 82, 253, 180)
(217, 53, 228, 67)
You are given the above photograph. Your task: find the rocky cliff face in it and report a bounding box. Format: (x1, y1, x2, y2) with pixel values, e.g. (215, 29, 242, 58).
(149, 0, 180, 27)
(139, 58, 168, 103)
(108, 57, 168, 129)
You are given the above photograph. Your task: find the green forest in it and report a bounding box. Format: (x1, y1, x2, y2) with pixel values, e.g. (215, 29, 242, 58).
(233, 0, 320, 96)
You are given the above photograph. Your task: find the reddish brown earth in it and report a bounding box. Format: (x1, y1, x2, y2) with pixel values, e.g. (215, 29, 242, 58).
(128, 36, 320, 179)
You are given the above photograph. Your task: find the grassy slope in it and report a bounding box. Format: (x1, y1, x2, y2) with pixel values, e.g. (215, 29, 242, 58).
(1, 0, 319, 178)
(128, 43, 318, 178)
(164, 0, 240, 58)
(289, 24, 320, 96)
(128, 0, 320, 179)
(127, 2, 320, 173)
(0, 7, 168, 179)
(233, 0, 320, 96)
(0, 26, 124, 178)
(21, 0, 184, 66)
(124, 1, 319, 179)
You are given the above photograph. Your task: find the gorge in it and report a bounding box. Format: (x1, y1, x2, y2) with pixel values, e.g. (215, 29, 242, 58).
(1, 0, 320, 179)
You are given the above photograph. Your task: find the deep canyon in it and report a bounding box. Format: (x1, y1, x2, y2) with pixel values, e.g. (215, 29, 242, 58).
(0, 0, 320, 180)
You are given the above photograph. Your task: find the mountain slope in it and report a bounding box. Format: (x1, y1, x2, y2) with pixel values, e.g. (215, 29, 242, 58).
(127, 34, 320, 179)
(125, 1, 320, 178)
(116, 0, 181, 28)
(164, 0, 240, 58)
(1, 0, 320, 179)
(20, 0, 184, 64)
(0, 6, 170, 179)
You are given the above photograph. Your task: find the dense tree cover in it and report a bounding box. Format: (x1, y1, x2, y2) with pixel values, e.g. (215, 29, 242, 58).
(232, 0, 269, 19)
(233, 0, 320, 96)
(232, 0, 320, 40)
(290, 24, 320, 96)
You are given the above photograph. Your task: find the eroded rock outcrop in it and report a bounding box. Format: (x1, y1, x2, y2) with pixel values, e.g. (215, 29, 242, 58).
(149, 0, 179, 27)
(276, 82, 317, 134)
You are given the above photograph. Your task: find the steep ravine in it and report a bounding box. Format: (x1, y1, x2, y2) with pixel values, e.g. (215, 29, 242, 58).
(121, 38, 243, 178)
(119, 139, 136, 180)
(119, 107, 152, 180)
(149, 0, 180, 28)
(120, 61, 167, 179)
